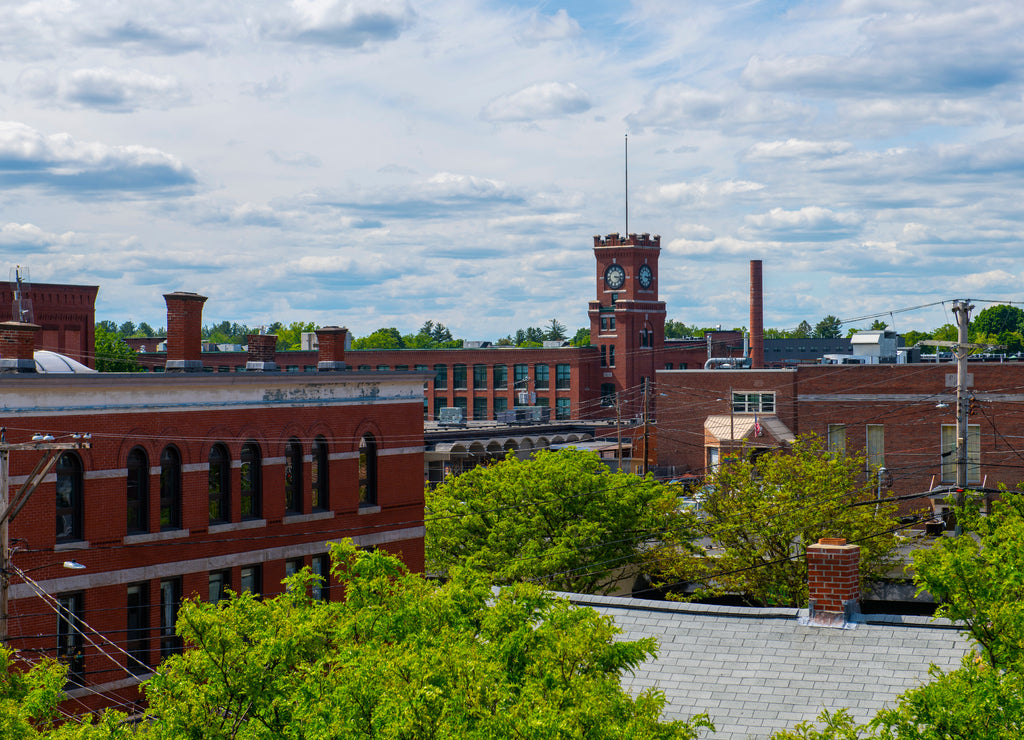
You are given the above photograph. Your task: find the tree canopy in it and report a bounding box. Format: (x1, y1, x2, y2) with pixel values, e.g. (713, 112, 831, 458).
(93, 325, 142, 372)
(2, 541, 712, 740)
(813, 315, 843, 338)
(426, 449, 682, 594)
(650, 435, 902, 607)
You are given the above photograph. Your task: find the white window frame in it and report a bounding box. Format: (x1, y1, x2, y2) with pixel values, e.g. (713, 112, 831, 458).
(731, 391, 775, 413)
(940, 424, 981, 484)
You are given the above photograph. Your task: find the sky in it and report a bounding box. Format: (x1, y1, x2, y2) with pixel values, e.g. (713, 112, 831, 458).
(2, 0, 1023, 339)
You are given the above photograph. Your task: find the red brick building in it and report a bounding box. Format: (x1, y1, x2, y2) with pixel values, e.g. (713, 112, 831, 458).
(129, 234, 746, 425)
(1, 294, 426, 713)
(0, 280, 97, 368)
(655, 363, 1024, 515)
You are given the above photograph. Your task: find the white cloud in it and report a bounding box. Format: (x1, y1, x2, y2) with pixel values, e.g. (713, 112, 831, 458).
(481, 82, 592, 122)
(515, 9, 581, 47)
(273, 0, 416, 48)
(747, 139, 853, 159)
(0, 121, 197, 194)
(743, 207, 864, 242)
(648, 180, 763, 206)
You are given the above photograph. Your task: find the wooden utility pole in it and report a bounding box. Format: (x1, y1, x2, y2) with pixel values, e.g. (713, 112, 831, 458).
(641, 381, 650, 476)
(0, 430, 91, 644)
(951, 300, 974, 500)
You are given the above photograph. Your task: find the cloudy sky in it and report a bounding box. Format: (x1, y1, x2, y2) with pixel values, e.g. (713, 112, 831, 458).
(2, 0, 1023, 338)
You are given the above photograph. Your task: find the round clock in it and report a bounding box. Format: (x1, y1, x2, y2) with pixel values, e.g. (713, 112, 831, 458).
(638, 264, 653, 288)
(604, 264, 626, 289)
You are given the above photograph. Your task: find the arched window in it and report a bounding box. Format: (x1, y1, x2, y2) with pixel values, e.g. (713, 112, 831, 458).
(56, 453, 83, 542)
(311, 436, 329, 511)
(160, 446, 182, 530)
(358, 434, 377, 507)
(208, 444, 230, 524)
(126, 447, 148, 534)
(240, 442, 262, 520)
(284, 438, 303, 514)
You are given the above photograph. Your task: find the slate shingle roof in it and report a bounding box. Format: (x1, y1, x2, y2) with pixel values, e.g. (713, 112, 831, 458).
(564, 593, 972, 740)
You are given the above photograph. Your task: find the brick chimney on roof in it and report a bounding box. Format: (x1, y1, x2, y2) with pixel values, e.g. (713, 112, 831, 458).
(807, 537, 861, 624)
(0, 321, 40, 373)
(246, 333, 278, 372)
(316, 326, 348, 371)
(163, 292, 207, 372)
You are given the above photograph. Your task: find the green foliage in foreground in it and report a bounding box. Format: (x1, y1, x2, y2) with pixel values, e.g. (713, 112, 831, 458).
(2, 541, 712, 740)
(771, 489, 1024, 739)
(427, 449, 682, 594)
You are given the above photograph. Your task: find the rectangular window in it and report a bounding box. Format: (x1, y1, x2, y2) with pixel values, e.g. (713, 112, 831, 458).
(358, 364, 371, 371)
(536, 397, 549, 407)
(827, 424, 846, 453)
(941, 424, 981, 483)
(493, 364, 508, 389)
(535, 364, 550, 389)
(609, 316, 616, 330)
(601, 316, 608, 331)
(414, 364, 429, 372)
(866, 425, 885, 472)
(453, 397, 468, 412)
(57, 593, 85, 686)
(664, 362, 674, 370)
(240, 565, 261, 596)
(160, 578, 182, 658)
(494, 397, 508, 416)
(433, 364, 447, 389)
(608, 346, 615, 367)
(513, 364, 528, 387)
(311, 554, 329, 601)
(600, 383, 616, 407)
(555, 364, 570, 390)
(285, 558, 304, 592)
(473, 397, 488, 420)
(395, 365, 408, 371)
(209, 571, 230, 603)
(473, 364, 487, 389)
(556, 398, 571, 420)
(434, 396, 446, 419)
(601, 345, 607, 367)
(453, 364, 467, 390)
(376, 364, 389, 371)
(126, 584, 149, 674)
(731, 392, 776, 413)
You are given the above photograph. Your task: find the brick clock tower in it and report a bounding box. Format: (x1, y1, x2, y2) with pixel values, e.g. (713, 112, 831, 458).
(588, 233, 666, 415)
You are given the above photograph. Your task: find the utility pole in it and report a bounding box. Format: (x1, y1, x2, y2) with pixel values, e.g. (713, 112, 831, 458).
(951, 300, 974, 529)
(0, 429, 91, 644)
(641, 380, 650, 476)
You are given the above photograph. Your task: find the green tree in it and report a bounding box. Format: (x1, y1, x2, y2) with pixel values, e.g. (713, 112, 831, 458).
(570, 327, 591, 347)
(771, 490, 1024, 739)
(813, 315, 843, 338)
(94, 324, 142, 372)
(117, 320, 136, 337)
(267, 321, 317, 351)
(95, 319, 117, 335)
(545, 318, 567, 341)
(971, 304, 1024, 339)
(791, 320, 813, 338)
(2, 543, 713, 740)
(0, 647, 65, 739)
(665, 320, 705, 339)
(869, 319, 888, 330)
(352, 327, 405, 350)
(135, 322, 156, 338)
(427, 449, 682, 594)
(901, 330, 931, 350)
(652, 436, 902, 607)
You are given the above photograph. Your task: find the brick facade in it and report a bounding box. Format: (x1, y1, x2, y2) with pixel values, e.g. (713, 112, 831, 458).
(2, 302, 426, 713)
(656, 363, 1024, 513)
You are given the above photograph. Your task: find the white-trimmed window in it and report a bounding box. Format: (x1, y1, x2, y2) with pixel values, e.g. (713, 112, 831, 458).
(732, 391, 775, 413)
(941, 424, 981, 483)
(866, 424, 884, 471)
(827, 424, 846, 453)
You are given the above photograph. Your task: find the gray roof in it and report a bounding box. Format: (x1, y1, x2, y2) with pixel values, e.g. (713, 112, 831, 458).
(563, 593, 971, 740)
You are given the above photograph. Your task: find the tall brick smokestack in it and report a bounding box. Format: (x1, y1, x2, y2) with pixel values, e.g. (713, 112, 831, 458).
(750, 260, 764, 369)
(164, 292, 207, 372)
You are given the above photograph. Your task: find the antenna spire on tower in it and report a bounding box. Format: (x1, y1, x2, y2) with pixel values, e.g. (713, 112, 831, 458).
(625, 132, 629, 235)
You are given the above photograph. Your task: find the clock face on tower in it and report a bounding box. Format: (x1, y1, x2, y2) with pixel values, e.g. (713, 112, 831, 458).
(638, 264, 653, 289)
(604, 264, 626, 290)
